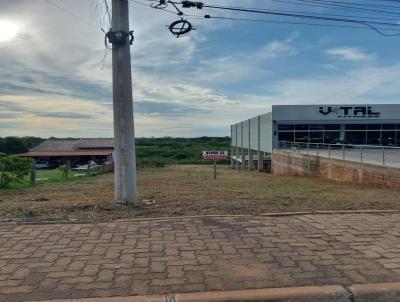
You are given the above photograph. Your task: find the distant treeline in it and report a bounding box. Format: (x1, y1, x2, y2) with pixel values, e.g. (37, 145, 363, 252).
(0, 136, 231, 165)
(0, 137, 45, 155)
(136, 137, 231, 165)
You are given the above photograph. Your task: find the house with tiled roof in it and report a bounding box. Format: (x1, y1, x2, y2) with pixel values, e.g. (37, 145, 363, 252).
(18, 138, 114, 167)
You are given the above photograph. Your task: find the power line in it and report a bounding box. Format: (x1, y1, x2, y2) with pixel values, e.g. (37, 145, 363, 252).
(134, 0, 400, 36)
(196, 2, 400, 25)
(44, 0, 99, 29)
(128, 0, 180, 15)
(144, 0, 400, 22)
(168, 1, 400, 36)
(298, 0, 400, 10)
(267, 0, 400, 17)
(196, 15, 400, 32)
(240, 6, 400, 23)
(104, 0, 112, 26)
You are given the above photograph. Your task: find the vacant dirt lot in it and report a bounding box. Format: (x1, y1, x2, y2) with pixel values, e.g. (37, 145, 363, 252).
(1, 165, 399, 221)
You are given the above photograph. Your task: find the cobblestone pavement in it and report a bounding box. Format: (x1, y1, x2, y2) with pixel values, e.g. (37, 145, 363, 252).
(1, 213, 400, 302)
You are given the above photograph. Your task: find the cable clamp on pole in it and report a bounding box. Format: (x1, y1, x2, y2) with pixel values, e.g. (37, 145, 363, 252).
(106, 29, 134, 46)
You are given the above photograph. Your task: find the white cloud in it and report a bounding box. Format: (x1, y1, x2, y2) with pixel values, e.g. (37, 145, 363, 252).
(256, 32, 299, 59)
(185, 32, 300, 86)
(258, 64, 400, 107)
(325, 47, 376, 62)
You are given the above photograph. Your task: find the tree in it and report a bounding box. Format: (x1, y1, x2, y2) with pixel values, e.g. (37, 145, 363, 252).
(0, 153, 32, 188)
(1, 137, 27, 154)
(0, 136, 44, 155)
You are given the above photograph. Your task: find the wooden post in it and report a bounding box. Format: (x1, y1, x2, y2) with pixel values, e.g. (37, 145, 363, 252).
(112, 0, 137, 204)
(30, 159, 36, 186)
(213, 160, 217, 180)
(65, 161, 70, 179)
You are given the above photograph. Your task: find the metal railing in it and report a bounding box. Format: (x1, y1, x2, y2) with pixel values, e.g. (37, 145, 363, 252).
(276, 141, 400, 168)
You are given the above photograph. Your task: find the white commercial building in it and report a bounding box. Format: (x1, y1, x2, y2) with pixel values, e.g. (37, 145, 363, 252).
(231, 104, 400, 170)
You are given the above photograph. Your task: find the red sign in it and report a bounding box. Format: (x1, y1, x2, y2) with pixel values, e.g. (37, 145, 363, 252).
(202, 151, 229, 160)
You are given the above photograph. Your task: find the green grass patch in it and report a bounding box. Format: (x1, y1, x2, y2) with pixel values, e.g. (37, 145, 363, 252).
(2, 168, 102, 190)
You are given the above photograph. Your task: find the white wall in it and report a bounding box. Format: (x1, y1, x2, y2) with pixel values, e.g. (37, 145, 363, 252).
(260, 113, 273, 153)
(231, 112, 273, 153)
(231, 125, 236, 146)
(242, 119, 249, 151)
(250, 116, 258, 150)
(237, 122, 242, 149)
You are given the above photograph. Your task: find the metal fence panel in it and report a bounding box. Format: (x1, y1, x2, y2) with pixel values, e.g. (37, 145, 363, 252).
(242, 119, 249, 150)
(260, 113, 273, 153)
(231, 124, 237, 147)
(277, 141, 400, 168)
(250, 116, 259, 150)
(237, 122, 243, 149)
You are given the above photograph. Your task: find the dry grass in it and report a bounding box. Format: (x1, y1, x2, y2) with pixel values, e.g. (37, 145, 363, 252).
(1, 165, 400, 221)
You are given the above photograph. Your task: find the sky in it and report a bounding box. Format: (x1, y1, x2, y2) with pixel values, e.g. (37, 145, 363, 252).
(1, 0, 400, 138)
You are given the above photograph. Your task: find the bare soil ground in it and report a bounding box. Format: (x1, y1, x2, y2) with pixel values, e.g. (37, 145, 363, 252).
(0, 165, 399, 221)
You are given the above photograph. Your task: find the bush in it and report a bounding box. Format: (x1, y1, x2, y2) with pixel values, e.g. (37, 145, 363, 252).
(58, 164, 69, 180)
(0, 153, 32, 188)
(174, 152, 190, 160)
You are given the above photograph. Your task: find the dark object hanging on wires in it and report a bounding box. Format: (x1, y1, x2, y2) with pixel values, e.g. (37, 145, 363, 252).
(169, 19, 193, 37)
(106, 30, 134, 45)
(182, 1, 204, 9)
(151, 0, 168, 9)
(167, 0, 184, 16)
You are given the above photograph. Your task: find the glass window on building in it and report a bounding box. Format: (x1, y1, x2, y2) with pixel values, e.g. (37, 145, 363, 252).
(382, 124, 396, 130)
(278, 124, 294, 131)
(309, 124, 324, 130)
(368, 124, 381, 130)
(295, 132, 309, 142)
(346, 131, 366, 145)
(345, 124, 367, 130)
(309, 131, 323, 144)
(324, 131, 341, 144)
(278, 132, 294, 142)
(325, 124, 341, 130)
(382, 131, 396, 146)
(367, 131, 381, 145)
(295, 124, 308, 131)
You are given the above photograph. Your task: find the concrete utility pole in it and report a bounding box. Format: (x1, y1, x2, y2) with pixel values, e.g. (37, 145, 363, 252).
(112, 0, 137, 204)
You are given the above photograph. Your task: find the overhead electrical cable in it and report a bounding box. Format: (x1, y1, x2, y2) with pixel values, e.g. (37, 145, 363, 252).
(44, 0, 99, 29)
(128, 0, 183, 15)
(195, 15, 400, 32)
(238, 7, 400, 22)
(171, 0, 400, 21)
(104, 0, 112, 26)
(266, 0, 400, 17)
(137, 0, 400, 36)
(275, 0, 400, 16)
(297, 0, 400, 10)
(166, 1, 400, 36)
